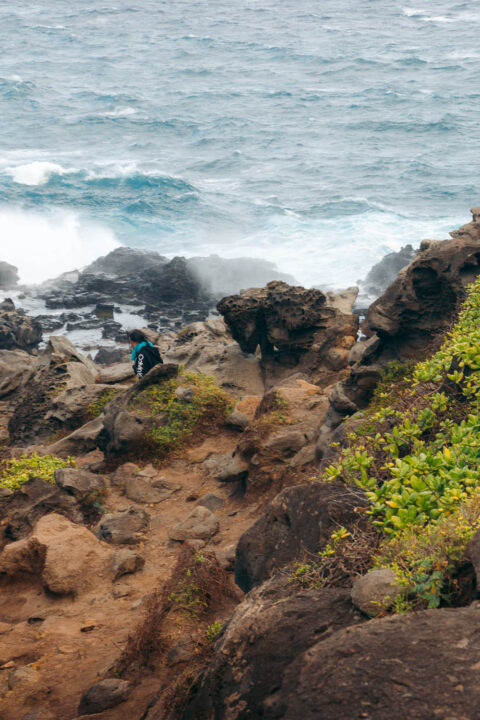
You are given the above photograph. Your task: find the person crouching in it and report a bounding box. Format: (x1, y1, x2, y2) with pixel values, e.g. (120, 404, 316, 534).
(128, 329, 163, 378)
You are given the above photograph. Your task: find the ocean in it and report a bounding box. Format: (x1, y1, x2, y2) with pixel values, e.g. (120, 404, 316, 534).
(1, 0, 479, 288)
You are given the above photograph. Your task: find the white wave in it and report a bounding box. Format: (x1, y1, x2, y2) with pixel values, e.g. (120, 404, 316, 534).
(102, 106, 138, 118)
(402, 7, 426, 16)
(5, 161, 74, 186)
(0, 207, 119, 284)
(180, 212, 465, 290)
(421, 15, 454, 22)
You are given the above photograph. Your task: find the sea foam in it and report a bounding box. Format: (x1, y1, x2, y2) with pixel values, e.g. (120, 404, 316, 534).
(0, 207, 118, 284)
(6, 162, 73, 186)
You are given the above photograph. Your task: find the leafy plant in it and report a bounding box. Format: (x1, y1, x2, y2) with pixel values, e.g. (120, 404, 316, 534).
(88, 388, 121, 418)
(131, 368, 233, 456)
(0, 453, 75, 491)
(206, 621, 223, 642)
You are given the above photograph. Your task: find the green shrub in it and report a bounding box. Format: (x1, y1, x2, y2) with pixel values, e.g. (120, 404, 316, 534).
(312, 276, 480, 609)
(0, 453, 75, 491)
(88, 388, 121, 418)
(131, 368, 233, 456)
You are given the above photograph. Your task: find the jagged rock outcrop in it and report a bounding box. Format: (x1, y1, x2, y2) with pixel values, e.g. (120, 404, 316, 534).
(182, 575, 363, 720)
(0, 349, 36, 399)
(0, 262, 19, 289)
(235, 481, 366, 592)
(0, 301, 42, 352)
(217, 281, 358, 384)
(366, 209, 480, 354)
(316, 209, 480, 460)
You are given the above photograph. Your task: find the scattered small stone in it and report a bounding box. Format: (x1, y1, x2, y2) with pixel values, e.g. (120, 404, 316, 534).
(124, 476, 181, 504)
(75, 449, 105, 473)
(197, 493, 225, 511)
(111, 462, 139, 487)
(351, 568, 402, 617)
(175, 386, 194, 402)
(217, 456, 249, 483)
(138, 463, 157, 478)
(96, 506, 149, 544)
(131, 599, 143, 610)
(8, 665, 36, 690)
(54, 468, 106, 498)
(167, 640, 193, 666)
(169, 506, 219, 541)
(112, 548, 145, 580)
(77, 678, 131, 715)
(225, 409, 250, 431)
(185, 539, 206, 551)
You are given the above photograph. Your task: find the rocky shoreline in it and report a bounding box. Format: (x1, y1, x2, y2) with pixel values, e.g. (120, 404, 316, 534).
(1, 213, 480, 719)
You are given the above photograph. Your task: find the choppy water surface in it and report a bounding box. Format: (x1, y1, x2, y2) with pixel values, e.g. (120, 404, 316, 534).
(1, 0, 479, 286)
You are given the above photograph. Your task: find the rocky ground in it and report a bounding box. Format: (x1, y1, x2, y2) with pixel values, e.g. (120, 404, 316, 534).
(2, 212, 480, 720)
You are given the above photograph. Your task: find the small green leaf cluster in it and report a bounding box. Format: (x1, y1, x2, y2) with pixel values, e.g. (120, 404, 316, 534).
(132, 368, 233, 456)
(0, 453, 75, 491)
(88, 388, 121, 418)
(206, 621, 223, 642)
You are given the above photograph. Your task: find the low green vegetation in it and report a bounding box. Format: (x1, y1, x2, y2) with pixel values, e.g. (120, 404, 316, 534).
(88, 388, 121, 418)
(0, 453, 75, 491)
(131, 368, 233, 456)
(206, 621, 223, 642)
(304, 276, 480, 610)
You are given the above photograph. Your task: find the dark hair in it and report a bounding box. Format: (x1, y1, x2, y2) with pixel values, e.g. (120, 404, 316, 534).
(128, 329, 148, 344)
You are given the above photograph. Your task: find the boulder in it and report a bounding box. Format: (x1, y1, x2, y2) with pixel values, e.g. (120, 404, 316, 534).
(182, 575, 363, 720)
(97, 363, 134, 384)
(225, 409, 250, 431)
(197, 493, 225, 512)
(77, 678, 130, 716)
(260, 603, 480, 719)
(0, 513, 111, 595)
(218, 282, 358, 374)
(111, 462, 140, 487)
(53, 468, 106, 499)
(0, 477, 82, 544)
(0, 304, 42, 352)
(0, 262, 19, 289)
(235, 481, 366, 592)
(169, 506, 219, 541)
(351, 568, 402, 616)
(96, 506, 149, 544)
(0, 349, 36, 399)
(95, 346, 129, 365)
(366, 210, 480, 356)
(263, 428, 307, 456)
(42, 415, 104, 457)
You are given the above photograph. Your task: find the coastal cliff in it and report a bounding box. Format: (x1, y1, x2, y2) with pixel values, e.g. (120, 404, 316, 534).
(2, 211, 480, 719)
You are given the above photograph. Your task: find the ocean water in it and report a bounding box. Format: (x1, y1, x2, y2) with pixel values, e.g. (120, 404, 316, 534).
(1, 0, 480, 287)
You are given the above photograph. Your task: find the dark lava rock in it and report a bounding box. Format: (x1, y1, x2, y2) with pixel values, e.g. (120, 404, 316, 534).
(0, 303, 42, 352)
(217, 281, 358, 374)
(182, 575, 363, 720)
(95, 346, 129, 365)
(85, 246, 167, 276)
(0, 261, 19, 289)
(0, 477, 82, 546)
(261, 603, 480, 720)
(235, 481, 366, 592)
(77, 678, 130, 715)
(96, 506, 149, 544)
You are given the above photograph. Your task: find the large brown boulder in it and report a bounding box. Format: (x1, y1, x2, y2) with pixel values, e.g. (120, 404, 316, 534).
(182, 575, 363, 720)
(235, 481, 366, 592)
(217, 281, 358, 379)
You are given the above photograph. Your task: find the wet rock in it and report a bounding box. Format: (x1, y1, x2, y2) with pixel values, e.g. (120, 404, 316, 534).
(96, 506, 149, 544)
(216, 456, 249, 483)
(112, 548, 145, 580)
(351, 568, 401, 617)
(0, 477, 82, 544)
(235, 481, 366, 592)
(77, 678, 130, 715)
(169, 506, 219, 541)
(182, 575, 362, 720)
(54, 468, 106, 499)
(95, 346, 129, 365)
